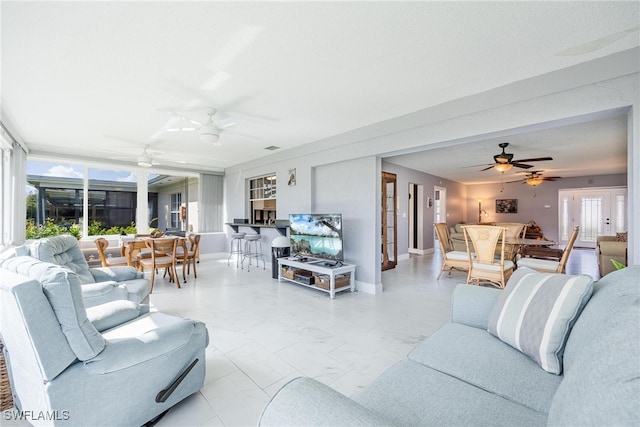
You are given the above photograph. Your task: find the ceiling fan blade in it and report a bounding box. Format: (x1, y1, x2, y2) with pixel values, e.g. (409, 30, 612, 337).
(512, 163, 535, 169)
(165, 127, 198, 133)
(217, 116, 240, 129)
(511, 157, 553, 163)
(505, 179, 524, 183)
(463, 163, 492, 168)
(479, 165, 496, 172)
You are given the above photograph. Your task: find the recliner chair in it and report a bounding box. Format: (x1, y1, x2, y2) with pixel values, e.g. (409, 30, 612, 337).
(28, 235, 151, 309)
(0, 263, 208, 426)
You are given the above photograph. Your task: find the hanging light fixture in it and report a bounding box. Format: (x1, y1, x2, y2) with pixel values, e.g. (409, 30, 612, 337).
(200, 122, 220, 145)
(494, 163, 513, 173)
(526, 177, 544, 186)
(200, 108, 221, 145)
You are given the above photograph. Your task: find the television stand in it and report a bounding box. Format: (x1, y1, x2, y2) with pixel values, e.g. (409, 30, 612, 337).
(278, 257, 356, 298)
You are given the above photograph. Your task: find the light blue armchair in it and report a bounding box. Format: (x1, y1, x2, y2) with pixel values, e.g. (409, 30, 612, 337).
(27, 235, 151, 309)
(0, 262, 208, 426)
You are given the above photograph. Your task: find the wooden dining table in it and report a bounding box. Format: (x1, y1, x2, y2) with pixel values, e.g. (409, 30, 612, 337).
(504, 237, 557, 262)
(120, 236, 190, 283)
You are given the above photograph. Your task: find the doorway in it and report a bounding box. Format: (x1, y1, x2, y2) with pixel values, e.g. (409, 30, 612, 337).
(408, 183, 424, 254)
(434, 187, 446, 224)
(558, 187, 627, 248)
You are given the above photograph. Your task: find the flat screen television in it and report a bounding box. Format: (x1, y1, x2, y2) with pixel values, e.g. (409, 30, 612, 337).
(289, 213, 343, 261)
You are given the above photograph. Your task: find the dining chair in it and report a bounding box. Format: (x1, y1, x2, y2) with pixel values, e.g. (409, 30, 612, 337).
(500, 223, 527, 261)
(138, 238, 179, 292)
(462, 225, 514, 289)
(516, 226, 580, 274)
(175, 234, 201, 283)
(94, 238, 129, 267)
(434, 223, 469, 279)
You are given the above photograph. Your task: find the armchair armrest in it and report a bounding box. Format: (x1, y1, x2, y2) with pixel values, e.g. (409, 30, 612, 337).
(90, 266, 143, 282)
(451, 284, 501, 330)
(80, 281, 128, 308)
(84, 319, 202, 374)
(259, 377, 393, 426)
(598, 241, 628, 258)
(86, 300, 141, 332)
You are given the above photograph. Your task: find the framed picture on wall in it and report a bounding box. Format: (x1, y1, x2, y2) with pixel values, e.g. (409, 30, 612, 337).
(496, 199, 517, 213)
(288, 168, 296, 186)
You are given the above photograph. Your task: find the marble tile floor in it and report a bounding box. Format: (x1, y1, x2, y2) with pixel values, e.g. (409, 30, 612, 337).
(150, 253, 461, 427)
(2, 247, 598, 427)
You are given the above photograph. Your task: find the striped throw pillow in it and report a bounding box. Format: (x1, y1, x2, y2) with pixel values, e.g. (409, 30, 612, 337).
(487, 267, 593, 374)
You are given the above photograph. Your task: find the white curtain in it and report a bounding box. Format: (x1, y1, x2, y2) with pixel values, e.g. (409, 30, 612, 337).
(199, 173, 224, 232)
(1, 139, 27, 245)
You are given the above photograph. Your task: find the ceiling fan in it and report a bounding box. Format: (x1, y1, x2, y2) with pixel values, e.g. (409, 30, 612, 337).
(136, 145, 161, 167)
(104, 136, 186, 168)
(507, 171, 562, 187)
(479, 143, 553, 173)
(164, 107, 237, 145)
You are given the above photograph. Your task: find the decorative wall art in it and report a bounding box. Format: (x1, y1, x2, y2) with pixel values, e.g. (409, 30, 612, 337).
(496, 199, 518, 213)
(288, 168, 296, 186)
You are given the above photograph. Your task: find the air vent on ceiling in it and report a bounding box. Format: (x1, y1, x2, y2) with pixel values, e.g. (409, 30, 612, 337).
(264, 146, 280, 151)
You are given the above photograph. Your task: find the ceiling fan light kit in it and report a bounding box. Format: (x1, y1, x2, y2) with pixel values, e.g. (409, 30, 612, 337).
(525, 177, 544, 186)
(200, 124, 220, 145)
(494, 163, 513, 173)
(138, 156, 153, 167)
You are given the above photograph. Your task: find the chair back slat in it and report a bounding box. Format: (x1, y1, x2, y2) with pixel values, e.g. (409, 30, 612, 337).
(463, 226, 505, 264)
(557, 226, 580, 273)
(434, 223, 453, 254)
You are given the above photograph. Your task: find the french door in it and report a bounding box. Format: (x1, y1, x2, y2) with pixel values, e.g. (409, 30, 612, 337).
(558, 187, 627, 248)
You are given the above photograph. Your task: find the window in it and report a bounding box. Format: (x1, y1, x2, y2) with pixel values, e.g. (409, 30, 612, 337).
(249, 174, 276, 224)
(170, 193, 182, 229)
(26, 161, 163, 236)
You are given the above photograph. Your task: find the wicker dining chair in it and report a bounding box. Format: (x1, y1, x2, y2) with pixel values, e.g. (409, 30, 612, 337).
(462, 225, 515, 289)
(434, 223, 469, 279)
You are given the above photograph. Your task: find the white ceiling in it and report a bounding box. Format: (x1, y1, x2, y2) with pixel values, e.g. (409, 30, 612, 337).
(1, 1, 638, 180)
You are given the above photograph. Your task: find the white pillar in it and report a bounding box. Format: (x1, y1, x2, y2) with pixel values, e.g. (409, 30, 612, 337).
(136, 171, 150, 234)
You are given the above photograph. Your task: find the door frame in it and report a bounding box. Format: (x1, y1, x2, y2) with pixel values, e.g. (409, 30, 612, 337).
(558, 186, 627, 248)
(408, 182, 424, 254)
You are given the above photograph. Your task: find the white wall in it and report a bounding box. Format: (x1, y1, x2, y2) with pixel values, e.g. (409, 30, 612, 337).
(466, 174, 627, 243)
(224, 49, 640, 290)
(312, 157, 379, 291)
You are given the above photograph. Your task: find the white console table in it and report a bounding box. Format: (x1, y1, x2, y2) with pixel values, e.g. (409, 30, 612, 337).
(277, 257, 356, 298)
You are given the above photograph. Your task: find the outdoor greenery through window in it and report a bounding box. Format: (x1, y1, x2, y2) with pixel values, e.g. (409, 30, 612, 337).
(25, 161, 168, 239)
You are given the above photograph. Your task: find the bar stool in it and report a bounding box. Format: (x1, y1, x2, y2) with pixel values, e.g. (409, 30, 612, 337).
(242, 234, 265, 271)
(227, 232, 246, 268)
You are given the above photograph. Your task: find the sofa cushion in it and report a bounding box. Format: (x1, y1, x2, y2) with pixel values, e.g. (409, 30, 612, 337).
(488, 267, 593, 374)
(30, 235, 96, 284)
(548, 267, 640, 425)
(616, 231, 627, 242)
(409, 323, 562, 413)
(3, 256, 106, 360)
(39, 266, 106, 360)
(354, 359, 547, 426)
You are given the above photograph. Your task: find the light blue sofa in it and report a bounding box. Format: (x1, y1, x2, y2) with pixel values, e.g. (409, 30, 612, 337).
(259, 266, 640, 426)
(0, 258, 208, 426)
(12, 235, 150, 309)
